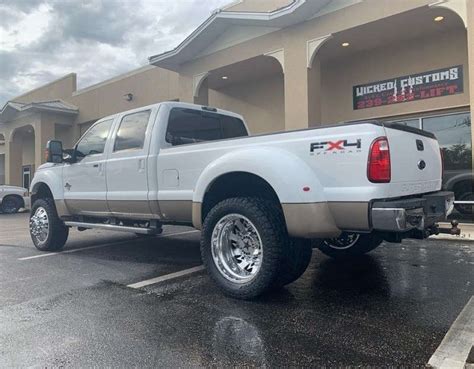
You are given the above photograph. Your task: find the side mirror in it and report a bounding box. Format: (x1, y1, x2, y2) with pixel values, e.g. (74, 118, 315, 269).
(45, 140, 64, 164)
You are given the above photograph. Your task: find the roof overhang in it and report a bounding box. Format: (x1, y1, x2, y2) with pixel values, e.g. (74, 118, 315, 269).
(149, 0, 332, 70)
(0, 100, 79, 124)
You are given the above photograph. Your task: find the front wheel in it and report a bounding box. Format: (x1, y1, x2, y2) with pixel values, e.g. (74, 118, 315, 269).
(317, 233, 382, 259)
(30, 198, 69, 251)
(201, 197, 286, 300)
(1, 196, 22, 214)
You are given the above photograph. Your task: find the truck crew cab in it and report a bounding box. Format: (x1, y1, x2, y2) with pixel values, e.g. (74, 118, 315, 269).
(29, 102, 456, 299)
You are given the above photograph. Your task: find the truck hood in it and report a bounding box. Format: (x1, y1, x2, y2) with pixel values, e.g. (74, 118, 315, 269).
(0, 185, 28, 192)
(37, 162, 62, 171)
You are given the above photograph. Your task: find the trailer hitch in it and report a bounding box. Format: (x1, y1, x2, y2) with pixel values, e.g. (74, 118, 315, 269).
(436, 220, 461, 236)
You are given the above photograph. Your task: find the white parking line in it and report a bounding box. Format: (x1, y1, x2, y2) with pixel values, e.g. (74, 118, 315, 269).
(428, 296, 474, 369)
(18, 230, 200, 261)
(127, 265, 205, 289)
(18, 239, 134, 260)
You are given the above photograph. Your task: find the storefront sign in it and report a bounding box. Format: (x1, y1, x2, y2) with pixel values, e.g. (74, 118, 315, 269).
(353, 65, 463, 110)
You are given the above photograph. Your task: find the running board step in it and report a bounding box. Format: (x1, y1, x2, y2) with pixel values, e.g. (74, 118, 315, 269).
(64, 221, 159, 235)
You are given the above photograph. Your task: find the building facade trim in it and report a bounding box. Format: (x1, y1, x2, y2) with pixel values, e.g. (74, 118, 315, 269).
(307, 34, 333, 68)
(12, 73, 77, 102)
(0, 100, 78, 124)
(264, 49, 285, 73)
(193, 72, 211, 98)
(73, 65, 156, 96)
(149, 0, 333, 69)
(220, 0, 244, 11)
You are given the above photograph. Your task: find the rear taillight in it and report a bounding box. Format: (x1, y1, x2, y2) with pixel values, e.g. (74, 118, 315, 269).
(368, 137, 391, 183)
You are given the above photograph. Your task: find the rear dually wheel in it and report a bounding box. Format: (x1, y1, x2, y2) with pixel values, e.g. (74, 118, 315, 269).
(317, 232, 383, 259)
(201, 197, 287, 300)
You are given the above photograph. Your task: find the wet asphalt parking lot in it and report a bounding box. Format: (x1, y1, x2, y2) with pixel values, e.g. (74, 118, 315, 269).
(0, 212, 473, 368)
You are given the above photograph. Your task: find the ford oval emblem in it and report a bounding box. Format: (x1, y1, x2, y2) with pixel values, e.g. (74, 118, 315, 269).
(418, 160, 426, 170)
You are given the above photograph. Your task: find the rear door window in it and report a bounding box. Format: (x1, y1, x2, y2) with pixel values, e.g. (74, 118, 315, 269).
(114, 110, 151, 152)
(166, 108, 247, 146)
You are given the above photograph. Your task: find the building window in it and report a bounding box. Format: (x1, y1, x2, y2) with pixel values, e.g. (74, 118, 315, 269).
(422, 113, 471, 172)
(395, 118, 421, 129)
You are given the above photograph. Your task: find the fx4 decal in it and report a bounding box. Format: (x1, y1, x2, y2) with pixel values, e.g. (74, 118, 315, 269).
(310, 139, 362, 155)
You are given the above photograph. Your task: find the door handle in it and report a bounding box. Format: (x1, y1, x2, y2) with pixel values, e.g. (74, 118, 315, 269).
(93, 164, 99, 168)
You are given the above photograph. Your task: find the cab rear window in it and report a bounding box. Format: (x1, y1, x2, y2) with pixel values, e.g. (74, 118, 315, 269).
(166, 108, 247, 146)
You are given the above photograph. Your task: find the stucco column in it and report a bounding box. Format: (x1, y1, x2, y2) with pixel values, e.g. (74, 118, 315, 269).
(284, 45, 310, 131)
(179, 75, 194, 104)
(34, 117, 55, 171)
(308, 56, 323, 126)
(5, 137, 22, 187)
(0, 154, 5, 185)
(194, 78, 209, 106)
(468, 0, 474, 171)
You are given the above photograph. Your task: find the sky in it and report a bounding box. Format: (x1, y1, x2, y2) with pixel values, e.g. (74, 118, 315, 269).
(0, 0, 230, 107)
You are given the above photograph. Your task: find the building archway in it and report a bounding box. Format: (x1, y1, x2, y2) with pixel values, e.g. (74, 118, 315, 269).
(8, 125, 35, 188)
(308, 6, 467, 125)
(195, 55, 285, 134)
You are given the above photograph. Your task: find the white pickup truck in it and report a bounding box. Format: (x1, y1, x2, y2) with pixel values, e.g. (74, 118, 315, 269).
(29, 102, 457, 299)
(0, 185, 29, 214)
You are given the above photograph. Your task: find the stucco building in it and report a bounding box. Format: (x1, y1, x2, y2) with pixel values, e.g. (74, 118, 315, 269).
(0, 0, 473, 216)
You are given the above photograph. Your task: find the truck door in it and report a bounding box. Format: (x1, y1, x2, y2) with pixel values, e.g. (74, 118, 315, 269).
(106, 109, 153, 217)
(63, 119, 114, 215)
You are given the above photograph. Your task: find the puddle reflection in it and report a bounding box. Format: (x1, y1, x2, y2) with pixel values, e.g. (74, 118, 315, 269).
(312, 255, 391, 298)
(212, 316, 267, 367)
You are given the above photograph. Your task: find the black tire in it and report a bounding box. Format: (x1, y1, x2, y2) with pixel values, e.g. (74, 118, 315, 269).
(30, 198, 69, 251)
(317, 233, 382, 259)
(454, 191, 473, 215)
(1, 195, 22, 214)
(273, 238, 312, 288)
(201, 197, 286, 300)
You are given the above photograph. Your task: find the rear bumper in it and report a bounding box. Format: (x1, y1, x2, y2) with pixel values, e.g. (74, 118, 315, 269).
(371, 191, 455, 233)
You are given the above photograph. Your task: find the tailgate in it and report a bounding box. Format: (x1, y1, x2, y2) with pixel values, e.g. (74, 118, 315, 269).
(384, 123, 442, 197)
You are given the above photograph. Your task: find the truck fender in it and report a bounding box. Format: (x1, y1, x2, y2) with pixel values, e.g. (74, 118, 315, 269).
(193, 147, 340, 238)
(30, 165, 69, 216)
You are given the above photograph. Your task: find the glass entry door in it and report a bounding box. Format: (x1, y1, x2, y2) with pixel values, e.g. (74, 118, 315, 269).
(22, 166, 32, 190)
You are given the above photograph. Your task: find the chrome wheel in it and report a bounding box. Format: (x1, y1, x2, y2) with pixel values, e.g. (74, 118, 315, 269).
(211, 214, 263, 284)
(324, 232, 360, 250)
(30, 207, 50, 244)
